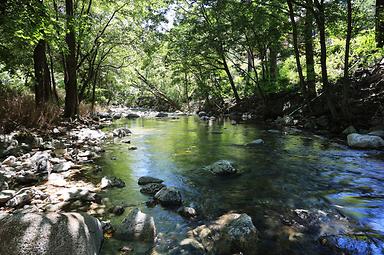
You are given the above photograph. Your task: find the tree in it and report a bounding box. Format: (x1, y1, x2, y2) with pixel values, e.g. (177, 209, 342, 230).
(376, 0, 384, 47)
(64, 0, 79, 118)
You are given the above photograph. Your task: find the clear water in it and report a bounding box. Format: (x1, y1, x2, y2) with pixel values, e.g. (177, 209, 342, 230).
(98, 116, 384, 255)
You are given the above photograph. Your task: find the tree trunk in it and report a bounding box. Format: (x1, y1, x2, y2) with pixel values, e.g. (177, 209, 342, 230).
(221, 53, 241, 104)
(304, 0, 316, 98)
(64, 0, 79, 118)
(376, 0, 384, 47)
(269, 45, 278, 83)
(287, 0, 306, 97)
(342, 0, 353, 120)
(313, 0, 338, 119)
(47, 44, 59, 104)
(33, 39, 52, 106)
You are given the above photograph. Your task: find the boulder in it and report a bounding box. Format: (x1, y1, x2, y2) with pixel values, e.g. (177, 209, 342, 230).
(347, 133, 384, 149)
(190, 213, 258, 254)
(115, 208, 156, 242)
(140, 183, 166, 195)
(0, 212, 103, 255)
(154, 187, 182, 206)
(138, 176, 164, 185)
(100, 176, 126, 189)
(198, 111, 207, 117)
(204, 160, 237, 176)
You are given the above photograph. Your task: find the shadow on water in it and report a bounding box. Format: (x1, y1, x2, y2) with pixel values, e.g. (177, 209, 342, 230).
(98, 116, 384, 254)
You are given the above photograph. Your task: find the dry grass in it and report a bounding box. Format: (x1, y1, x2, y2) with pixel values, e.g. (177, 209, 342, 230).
(0, 93, 61, 134)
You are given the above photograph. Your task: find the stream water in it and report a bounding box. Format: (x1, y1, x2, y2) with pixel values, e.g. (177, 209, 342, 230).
(98, 116, 384, 255)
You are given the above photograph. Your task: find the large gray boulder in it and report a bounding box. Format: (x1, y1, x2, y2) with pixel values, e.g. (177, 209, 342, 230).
(190, 213, 259, 255)
(0, 212, 103, 255)
(204, 160, 237, 176)
(347, 133, 384, 149)
(154, 187, 182, 206)
(140, 183, 166, 195)
(115, 208, 156, 242)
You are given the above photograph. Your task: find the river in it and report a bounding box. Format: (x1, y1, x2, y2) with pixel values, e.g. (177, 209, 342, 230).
(98, 116, 384, 255)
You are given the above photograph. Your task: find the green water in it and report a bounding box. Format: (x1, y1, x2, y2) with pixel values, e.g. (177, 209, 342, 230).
(98, 116, 384, 255)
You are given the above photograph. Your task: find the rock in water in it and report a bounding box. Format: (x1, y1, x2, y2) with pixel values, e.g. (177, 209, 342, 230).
(154, 187, 182, 206)
(115, 208, 156, 242)
(190, 213, 258, 254)
(246, 139, 264, 146)
(347, 133, 384, 149)
(100, 176, 126, 189)
(204, 160, 237, 176)
(0, 212, 103, 255)
(138, 176, 164, 185)
(156, 112, 168, 117)
(140, 183, 166, 195)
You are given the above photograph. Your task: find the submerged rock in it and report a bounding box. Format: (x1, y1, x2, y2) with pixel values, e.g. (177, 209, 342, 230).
(0, 212, 103, 255)
(154, 187, 182, 206)
(140, 183, 166, 195)
(347, 133, 384, 149)
(100, 176, 126, 189)
(190, 213, 258, 254)
(246, 139, 264, 146)
(138, 176, 164, 185)
(115, 208, 156, 242)
(204, 160, 237, 176)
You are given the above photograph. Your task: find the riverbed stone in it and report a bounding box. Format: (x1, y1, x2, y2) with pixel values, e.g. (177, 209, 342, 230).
(0, 190, 16, 204)
(347, 133, 384, 149)
(126, 113, 140, 119)
(52, 161, 75, 173)
(5, 189, 34, 208)
(190, 213, 258, 254)
(154, 187, 182, 206)
(1, 156, 17, 166)
(115, 208, 156, 242)
(0, 212, 103, 255)
(109, 205, 125, 216)
(100, 176, 126, 189)
(204, 160, 237, 176)
(140, 183, 166, 195)
(138, 176, 164, 185)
